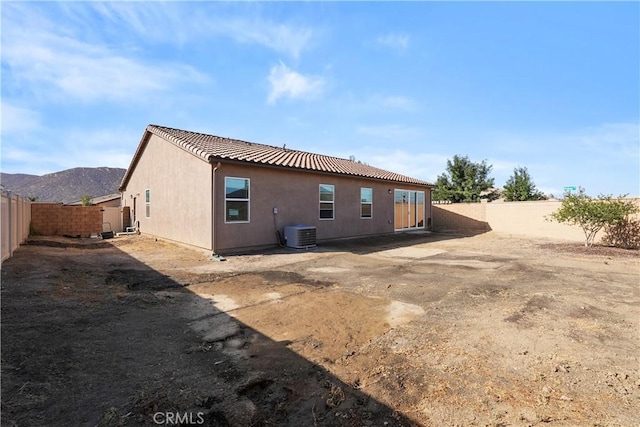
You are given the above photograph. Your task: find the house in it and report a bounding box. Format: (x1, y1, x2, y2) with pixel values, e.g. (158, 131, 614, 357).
(65, 193, 124, 234)
(119, 125, 434, 254)
(67, 193, 122, 207)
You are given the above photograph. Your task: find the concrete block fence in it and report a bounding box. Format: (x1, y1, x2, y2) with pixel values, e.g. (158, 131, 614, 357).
(30, 203, 104, 237)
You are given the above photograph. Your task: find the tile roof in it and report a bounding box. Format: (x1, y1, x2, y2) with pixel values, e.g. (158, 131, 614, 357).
(66, 193, 121, 206)
(120, 124, 433, 190)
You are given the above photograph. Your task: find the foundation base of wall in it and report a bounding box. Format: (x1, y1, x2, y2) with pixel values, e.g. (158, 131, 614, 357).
(210, 253, 227, 262)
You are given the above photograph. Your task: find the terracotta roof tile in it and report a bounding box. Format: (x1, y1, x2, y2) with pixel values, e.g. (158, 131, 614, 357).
(123, 125, 433, 188)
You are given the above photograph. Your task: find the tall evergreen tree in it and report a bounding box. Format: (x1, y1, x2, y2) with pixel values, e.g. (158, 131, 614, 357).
(432, 155, 496, 202)
(503, 167, 545, 201)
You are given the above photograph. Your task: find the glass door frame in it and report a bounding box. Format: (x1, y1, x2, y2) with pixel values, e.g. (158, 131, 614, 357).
(394, 189, 426, 231)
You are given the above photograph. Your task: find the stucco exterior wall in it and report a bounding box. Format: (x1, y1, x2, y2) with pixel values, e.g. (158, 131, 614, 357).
(121, 134, 212, 250)
(96, 198, 121, 208)
(213, 163, 432, 253)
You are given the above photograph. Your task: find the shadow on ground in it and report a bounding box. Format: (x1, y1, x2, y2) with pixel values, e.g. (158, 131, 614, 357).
(1, 238, 416, 426)
(222, 230, 490, 258)
(322, 230, 489, 256)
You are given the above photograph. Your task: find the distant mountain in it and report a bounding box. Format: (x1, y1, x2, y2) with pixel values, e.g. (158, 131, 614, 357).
(1, 167, 126, 204)
(0, 173, 40, 191)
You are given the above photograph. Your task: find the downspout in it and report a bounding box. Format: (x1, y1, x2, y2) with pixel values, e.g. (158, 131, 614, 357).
(210, 162, 225, 261)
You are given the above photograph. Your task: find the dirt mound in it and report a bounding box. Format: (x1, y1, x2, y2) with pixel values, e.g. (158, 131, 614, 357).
(26, 236, 112, 249)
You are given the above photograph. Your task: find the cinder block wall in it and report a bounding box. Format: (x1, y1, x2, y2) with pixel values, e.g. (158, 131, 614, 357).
(31, 203, 104, 237)
(432, 202, 490, 232)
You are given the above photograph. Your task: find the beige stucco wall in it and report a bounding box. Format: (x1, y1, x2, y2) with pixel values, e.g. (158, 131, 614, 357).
(486, 200, 586, 241)
(432, 202, 490, 232)
(433, 199, 640, 243)
(488, 199, 640, 242)
(213, 163, 432, 253)
(102, 207, 123, 233)
(121, 134, 213, 250)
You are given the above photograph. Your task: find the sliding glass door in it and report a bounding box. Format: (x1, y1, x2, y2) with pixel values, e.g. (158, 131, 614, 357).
(394, 189, 425, 231)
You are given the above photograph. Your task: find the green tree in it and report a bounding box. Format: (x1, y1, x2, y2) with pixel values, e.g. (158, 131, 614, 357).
(432, 155, 496, 202)
(548, 188, 638, 247)
(80, 195, 93, 206)
(503, 167, 545, 201)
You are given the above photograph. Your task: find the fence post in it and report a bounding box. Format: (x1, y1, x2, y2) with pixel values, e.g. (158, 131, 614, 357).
(7, 191, 13, 258)
(17, 195, 21, 246)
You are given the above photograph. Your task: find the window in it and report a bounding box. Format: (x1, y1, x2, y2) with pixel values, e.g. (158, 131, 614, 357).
(361, 188, 372, 219)
(225, 177, 250, 223)
(145, 189, 150, 218)
(319, 184, 334, 220)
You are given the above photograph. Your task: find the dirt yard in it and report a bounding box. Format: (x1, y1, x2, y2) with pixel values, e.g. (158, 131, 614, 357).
(1, 232, 638, 426)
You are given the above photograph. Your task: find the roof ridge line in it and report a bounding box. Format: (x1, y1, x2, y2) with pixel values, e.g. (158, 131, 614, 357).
(148, 124, 366, 163)
(141, 124, 433, 186)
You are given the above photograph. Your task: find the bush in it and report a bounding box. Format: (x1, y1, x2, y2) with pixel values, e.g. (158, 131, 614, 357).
(548, 188, 639, 247)
(601, 217, 640, 249)
(81, 195, 93, 206)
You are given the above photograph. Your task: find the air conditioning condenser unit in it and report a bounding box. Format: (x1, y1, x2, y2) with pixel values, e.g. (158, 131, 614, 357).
(284, 225, 317, 249)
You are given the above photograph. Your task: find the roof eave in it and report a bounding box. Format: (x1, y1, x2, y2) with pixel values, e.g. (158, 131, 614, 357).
(118, 128, 153, 192)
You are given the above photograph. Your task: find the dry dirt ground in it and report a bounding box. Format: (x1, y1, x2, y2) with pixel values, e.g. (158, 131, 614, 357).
(1, 232, 638, 426)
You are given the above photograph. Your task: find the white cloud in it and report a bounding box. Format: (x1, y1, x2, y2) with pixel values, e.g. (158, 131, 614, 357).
(356, 124, 423, 140)
(570, 122, 639, 160)
(487, 122, 640, 162)
(267, 62, 325, 105)
(86, 2, 314, 59)
(354, 150, 448, 183)
(488, 159, 520, 173)
(221, 18, 314, 60)
(331, 144, 446, 183)
(326, 92, 419, 115)
(1, 121, 140, 175)
(1, 103, 41, 134)
(377, 95, 417, 111)
(2, 28, 207, 103)
(375, 32, 410, 53)
(1, 147, 35, 165)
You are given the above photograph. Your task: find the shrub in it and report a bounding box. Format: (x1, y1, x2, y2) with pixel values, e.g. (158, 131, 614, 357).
(548, 188, 638, 247)
(80, 195, 93, 206)
(602, 217, 640, 249)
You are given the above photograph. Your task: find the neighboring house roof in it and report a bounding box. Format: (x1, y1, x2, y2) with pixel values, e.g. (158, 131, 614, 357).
(67, 193, 121, 206)
(120, 124, 433, 190)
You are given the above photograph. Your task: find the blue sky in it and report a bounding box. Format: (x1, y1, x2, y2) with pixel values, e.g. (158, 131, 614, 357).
(2, 1, 638, 197)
